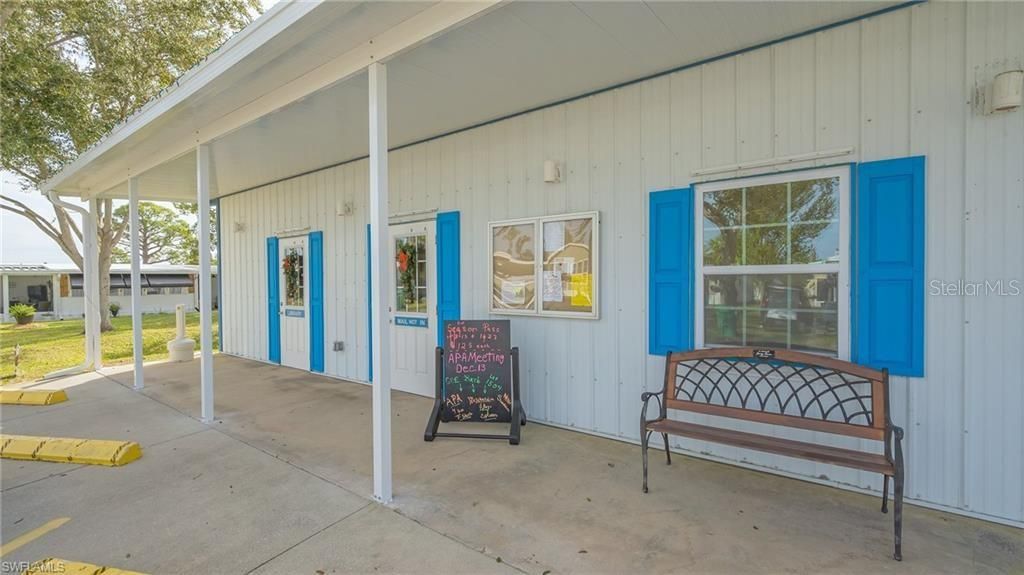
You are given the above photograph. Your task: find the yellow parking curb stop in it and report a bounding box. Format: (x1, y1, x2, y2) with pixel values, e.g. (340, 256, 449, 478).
(23, 558, 147, 575)
(0, 390, 69, 406)
(0, 435, 142, 466)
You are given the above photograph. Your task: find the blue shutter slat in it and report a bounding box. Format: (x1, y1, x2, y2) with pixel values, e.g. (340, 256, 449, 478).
(855, 156, 925, 376)
(309, 231, 324, 373)
(266, 236, 281, 364)
(436, 211, 461, 346)
(648, 188, 694, 355)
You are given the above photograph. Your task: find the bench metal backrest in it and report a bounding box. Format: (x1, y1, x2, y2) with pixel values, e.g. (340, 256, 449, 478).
(663, 348, 890, 442)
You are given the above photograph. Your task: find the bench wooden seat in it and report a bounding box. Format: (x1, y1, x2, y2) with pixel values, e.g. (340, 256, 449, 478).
(641, 347, 905, 560)
(645, 419, 895, 475)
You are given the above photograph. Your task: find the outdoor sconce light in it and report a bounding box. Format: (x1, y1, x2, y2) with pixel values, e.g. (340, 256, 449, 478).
(543, 159, 561, 183)
(992, 70, 1023, 112)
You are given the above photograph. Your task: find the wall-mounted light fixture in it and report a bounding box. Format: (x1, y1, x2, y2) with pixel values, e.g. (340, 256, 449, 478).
(543, 160, 561, 183)
(992, 70, 1023, 112)
(233, 221, 246, 233)
(337, 201, 354, 216)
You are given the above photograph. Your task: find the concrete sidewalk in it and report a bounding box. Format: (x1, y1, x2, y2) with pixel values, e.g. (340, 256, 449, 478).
(2, 356, 1021, 574)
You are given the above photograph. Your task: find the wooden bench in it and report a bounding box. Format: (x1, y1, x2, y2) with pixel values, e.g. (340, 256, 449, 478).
(641, 347, 906, 560)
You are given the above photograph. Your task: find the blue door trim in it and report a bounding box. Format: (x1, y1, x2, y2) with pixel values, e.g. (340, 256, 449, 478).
(267, 236, 280, 363)
(309, 231, 325, 373)
(435, 211, 461, 346)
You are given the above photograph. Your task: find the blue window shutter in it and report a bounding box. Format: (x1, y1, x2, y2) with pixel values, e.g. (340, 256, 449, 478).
(648, 188, 694, 355)
(436, 211, 461, 346)
(267, 236, 281, 363)
(366, 224, 372, 382)
(308, 231, 325, 373)
(855, 156, 925, 376)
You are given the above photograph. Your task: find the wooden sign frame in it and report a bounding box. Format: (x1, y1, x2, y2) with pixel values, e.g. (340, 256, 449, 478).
(423, 346, 527, 445)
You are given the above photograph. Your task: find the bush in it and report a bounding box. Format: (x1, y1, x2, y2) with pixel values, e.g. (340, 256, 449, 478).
(10, 303, 36, 325)
(109, 302, 121, 317)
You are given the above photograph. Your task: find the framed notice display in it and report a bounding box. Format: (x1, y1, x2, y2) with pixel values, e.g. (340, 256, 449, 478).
(488, 211, 599, 319)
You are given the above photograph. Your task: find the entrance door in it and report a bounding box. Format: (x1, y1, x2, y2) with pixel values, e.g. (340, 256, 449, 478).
(389, 221, 437, 397)
(279, 235, 309, 370)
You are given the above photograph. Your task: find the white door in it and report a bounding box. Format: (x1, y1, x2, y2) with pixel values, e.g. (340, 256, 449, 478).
(389, 221, 437, 397)
(279, 235, 309, 370)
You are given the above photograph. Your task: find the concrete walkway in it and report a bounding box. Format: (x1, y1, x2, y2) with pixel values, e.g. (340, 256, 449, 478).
(2, 355, 1021, 574)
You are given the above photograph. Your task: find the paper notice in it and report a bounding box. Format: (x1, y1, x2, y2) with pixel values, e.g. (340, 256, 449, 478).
(543, 221, 565, 253)
(501, 280, 526, 305)
(570, 273, 592, 307)
(543, 270, 563, 302)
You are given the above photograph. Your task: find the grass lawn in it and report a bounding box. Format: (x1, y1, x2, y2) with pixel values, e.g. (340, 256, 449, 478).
(0, 312, 218, 384)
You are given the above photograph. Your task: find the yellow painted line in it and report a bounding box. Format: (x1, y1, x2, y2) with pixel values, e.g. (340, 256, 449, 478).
(0, 517, 69, 557)
(22, 558, 148, 575)
(0, 390, 68, 406)
(0, 435, 142, 466)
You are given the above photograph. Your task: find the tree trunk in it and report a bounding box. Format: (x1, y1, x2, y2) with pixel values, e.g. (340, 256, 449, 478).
(98, 247, 114, 331)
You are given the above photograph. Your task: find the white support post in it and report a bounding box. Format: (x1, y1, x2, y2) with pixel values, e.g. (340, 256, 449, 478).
(85, 198, 102, 369)
(1, 273, 9, 322)
(128, 177, 144, 390)
(197, 144, 215, 423)
(368, 61, 392, 504)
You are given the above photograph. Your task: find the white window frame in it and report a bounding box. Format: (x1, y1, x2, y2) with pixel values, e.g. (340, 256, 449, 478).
(694, 165, 850, 359)
(488, 211, 600, 320)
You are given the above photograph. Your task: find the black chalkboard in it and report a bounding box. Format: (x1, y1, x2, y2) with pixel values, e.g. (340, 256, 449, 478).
(424, 320, 526, 444)
(441, 320, 512, 422)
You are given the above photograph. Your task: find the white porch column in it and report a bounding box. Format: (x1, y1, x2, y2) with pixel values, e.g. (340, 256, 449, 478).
(1, 273, 9, 322)
(197, 144, 215, 423)
(128, 177, 144, 390)
(85, 198, 102, 368)
(368, 61, 392, 503)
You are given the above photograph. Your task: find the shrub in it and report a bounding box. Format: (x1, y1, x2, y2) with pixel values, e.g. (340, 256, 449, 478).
(109, 302, 121, 317)
(10, 303, 36, 325)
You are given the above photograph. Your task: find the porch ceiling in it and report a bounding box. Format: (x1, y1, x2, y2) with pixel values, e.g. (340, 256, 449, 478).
(46, 1, 903, 202)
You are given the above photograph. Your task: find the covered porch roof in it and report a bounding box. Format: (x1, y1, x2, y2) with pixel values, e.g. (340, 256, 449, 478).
(42, 0, 906, 202)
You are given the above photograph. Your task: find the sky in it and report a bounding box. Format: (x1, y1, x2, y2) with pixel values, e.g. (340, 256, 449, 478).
(1, 1, 279, 266)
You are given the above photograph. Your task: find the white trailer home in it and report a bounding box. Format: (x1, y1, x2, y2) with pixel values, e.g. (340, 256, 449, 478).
(40, 1, 1022, 527)
(1, 263, 215, 321)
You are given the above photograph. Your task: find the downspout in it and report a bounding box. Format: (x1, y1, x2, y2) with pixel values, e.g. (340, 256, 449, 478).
(44, 190, 98, 379)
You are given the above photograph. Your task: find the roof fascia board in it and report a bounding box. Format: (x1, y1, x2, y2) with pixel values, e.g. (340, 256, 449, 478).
(70, 0, 505, 201)
(41, 0, 325, 196)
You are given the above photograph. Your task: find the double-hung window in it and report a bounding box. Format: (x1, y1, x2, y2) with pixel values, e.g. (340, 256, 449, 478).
(695, 166, 850, 357)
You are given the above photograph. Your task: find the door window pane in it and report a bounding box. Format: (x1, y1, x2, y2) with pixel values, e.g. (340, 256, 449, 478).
(492, 223, 535, 311)
(395, 234, 427, 313)
(283, 246, 304, 306)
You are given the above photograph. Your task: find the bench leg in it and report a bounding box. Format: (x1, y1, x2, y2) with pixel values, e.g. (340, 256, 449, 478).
(893, 428, 905, 561)
(662, 433, 672, 465)
(881, 475, 889, 513)
(642, 430, 651, 493)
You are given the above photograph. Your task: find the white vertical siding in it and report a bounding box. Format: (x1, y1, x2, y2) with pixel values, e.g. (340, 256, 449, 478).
(218, 2, 1024, 524)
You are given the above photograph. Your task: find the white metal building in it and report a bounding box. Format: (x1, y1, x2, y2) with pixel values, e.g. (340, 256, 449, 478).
(1, 263, 214, 321)
(39, 1, 1023, 527)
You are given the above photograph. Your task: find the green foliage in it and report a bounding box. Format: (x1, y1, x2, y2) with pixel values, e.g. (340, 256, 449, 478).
(173, 201, 218, 265)
(109, 301, 120, 317)
(111, 202, 194, 264)
(0, 311, 219, 383)
(9, 303, 36, 320)
(1, 0, 261, 184)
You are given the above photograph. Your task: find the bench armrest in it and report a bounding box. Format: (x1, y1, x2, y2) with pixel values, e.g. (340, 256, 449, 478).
(641, 390, 665, 424)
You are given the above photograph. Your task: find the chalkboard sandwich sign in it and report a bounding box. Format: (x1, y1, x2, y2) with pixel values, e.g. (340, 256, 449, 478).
(424, 319, 527, 444)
